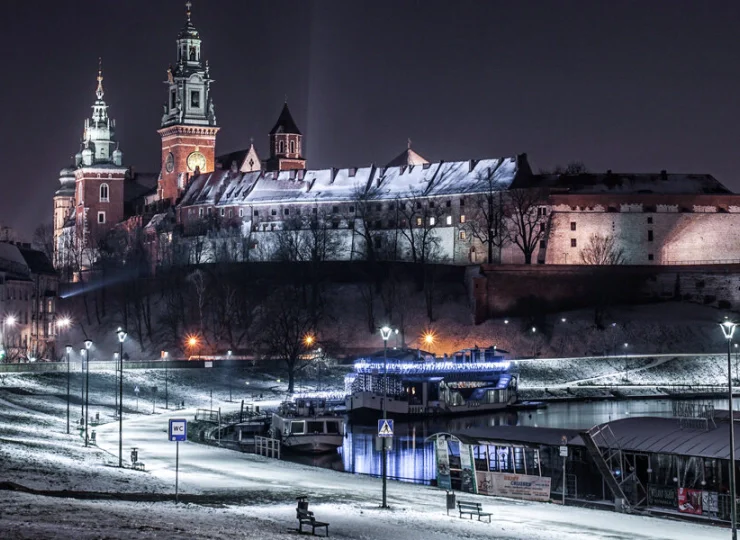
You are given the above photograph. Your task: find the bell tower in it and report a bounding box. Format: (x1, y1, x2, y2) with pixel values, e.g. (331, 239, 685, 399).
(266, 102, 305, 171)
(158, 1, 219, 204)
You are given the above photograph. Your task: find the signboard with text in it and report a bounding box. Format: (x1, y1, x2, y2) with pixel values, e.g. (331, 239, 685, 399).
(475, 471, 551, 502)
(169, 419, 187, 442)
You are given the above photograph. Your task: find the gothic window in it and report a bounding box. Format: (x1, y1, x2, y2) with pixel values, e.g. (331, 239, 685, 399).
(99, 183, 109, 202)
(189, 46, 197, 61)
(289, 140, 296, 153)
(171, 90, 177, 109)
(278, 140, 285, 153)
(97, 211, 106, 224)
(190, 90, 200, 108)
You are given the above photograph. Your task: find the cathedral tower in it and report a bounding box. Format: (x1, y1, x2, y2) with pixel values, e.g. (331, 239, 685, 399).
(54, 61, 127, 271)
(158, 1, 219, 204)
(266, 102, 305, 171)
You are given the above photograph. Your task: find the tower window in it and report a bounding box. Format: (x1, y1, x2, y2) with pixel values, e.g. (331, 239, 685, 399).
(220, 208, 225, 217)
(648, 254, 654, 261)
(170, 90, 176, 109)
(571, 238, 577, 248)
(189, 46, 197, 61)
(570, 222, 576, 231)
(99, 183, 109, 202)
(278, 140, 285, 154)
(199, 208, 203, 217)
(647, 217, 653, 224)
(289, 140, 296, 154)
(97, 211, 106, 224)
(239, 209, 244, 217)
(648, 230, 654, 241)
(190, 90, 200, 108)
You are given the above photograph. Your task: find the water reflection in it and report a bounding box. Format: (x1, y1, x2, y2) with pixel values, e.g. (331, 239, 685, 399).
(301, 397, 740, 484)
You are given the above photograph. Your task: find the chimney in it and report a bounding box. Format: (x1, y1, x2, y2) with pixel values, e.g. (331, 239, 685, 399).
(606, 169, 612, 175)
(660, 169, 668, 180)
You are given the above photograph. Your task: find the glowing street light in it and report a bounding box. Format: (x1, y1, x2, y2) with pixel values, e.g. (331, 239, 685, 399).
(379, 325, 397, 510)
(5, 315, 16, 326)
(116, 328, 127, 468)
(721, 320, 739, 540)
(303, 334, 315, 347)
(423, 331, 436, 347)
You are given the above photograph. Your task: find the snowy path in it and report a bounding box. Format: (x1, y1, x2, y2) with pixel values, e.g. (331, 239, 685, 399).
(88, 410, 728, 540)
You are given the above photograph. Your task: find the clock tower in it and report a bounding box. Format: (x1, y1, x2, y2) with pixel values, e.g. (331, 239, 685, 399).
(157, 1, 219, 205)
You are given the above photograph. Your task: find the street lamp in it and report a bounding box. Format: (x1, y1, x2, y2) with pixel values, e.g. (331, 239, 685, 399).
(65, 345, 72, 434)
(79, 348, 85, 421)
(117, 327, 127, 468)
(82, 340, 93, 447)
(163, 351, 169, 410)
(380, 325, 394, 509)
(721, 320, 738, 540)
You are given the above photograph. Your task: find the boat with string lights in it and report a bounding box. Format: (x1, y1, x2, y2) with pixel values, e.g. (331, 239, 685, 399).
(344, 347, 518, 418)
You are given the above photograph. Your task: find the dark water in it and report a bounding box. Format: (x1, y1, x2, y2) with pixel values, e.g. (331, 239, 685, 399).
(286, 396, 740, 484)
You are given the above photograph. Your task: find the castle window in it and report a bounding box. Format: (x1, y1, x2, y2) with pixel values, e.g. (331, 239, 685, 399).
(459, 231, 466, 240)
(190, 90, 200, 108)
(333, 206, 339, 214)
(429, 201, 435, 209)
(648, 230, 654, 241)
(97, 211, 106, 224)
(648, 254, 654, 261)
(284, 208, 290, 216)
(416, 217, 423, 226)
(170, 90, 177, 109)
(349, 205, 355, 213)
(570, 222, 576, 231)
(570, 238, 577, 248)
(271, 209, 277, 216)
(220, 208, 225, 217)
(189, 46, 196, 61)
(446, 216, 452, 225)
(429, 217, 436, 226)
(199, 208, 204, 217)
(647, 217, 653, 224)
(99, 183, 109, 202)
(278, 140, 285, 153)
(289, 140, 296, 154)
(460, 215, 466, 223)
(239, 209, 244, 217)
(446, 200, 451, 208)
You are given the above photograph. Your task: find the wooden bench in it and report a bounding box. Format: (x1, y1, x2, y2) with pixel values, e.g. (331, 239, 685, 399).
(457, 500, 491, 522)
(297, 508, 329, 537)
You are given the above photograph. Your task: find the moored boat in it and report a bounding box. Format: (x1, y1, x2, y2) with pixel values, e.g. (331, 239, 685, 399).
(270, 398, 345, 454)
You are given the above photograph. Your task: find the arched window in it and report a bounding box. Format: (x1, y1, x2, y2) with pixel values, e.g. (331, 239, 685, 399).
(289, 140, 295, 154)
(99, 183, 109, 202)
(278, 140, 285, 153)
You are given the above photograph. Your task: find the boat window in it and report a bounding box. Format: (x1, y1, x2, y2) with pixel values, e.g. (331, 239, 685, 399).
(307, 421, 324, 434)
(290, 421, 305, 435)
(326, 421, 340, 434)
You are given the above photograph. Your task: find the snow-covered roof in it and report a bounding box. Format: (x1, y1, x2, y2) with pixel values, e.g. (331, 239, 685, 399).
(529, 171, 731, 195)
(178, 155, 526, 207)
(0, 243, 30, 278)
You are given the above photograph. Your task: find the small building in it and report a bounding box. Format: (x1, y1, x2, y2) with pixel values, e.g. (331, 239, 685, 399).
(431, 407, 739, 522)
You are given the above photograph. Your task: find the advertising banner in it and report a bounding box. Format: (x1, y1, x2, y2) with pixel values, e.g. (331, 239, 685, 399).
(678, 488, 703, 515)
(459, 443, 477, 494)
(436, 437, 452, 490)
(475, 471, 551, 502)
(702, 491, 718, 515)
(647, 484, 677, 508)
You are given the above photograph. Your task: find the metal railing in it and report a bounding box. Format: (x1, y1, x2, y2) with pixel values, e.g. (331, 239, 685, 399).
(664, 259, 740, 266)
(254, 435, 281, 459)
(195, 408, 219, 423)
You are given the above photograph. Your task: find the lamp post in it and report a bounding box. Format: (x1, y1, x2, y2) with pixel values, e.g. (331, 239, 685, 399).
(163, 351, 169, 410)
(117, 328, 127, 468)
(721, 320, 738, 540)
(83, 340, 92, 447)
(114, 352, 119, 417)
(66, 345, 72, 434)
(80, 348, 85, 421)
(380, 325, 394, 509)
(227, 350, 232, 402)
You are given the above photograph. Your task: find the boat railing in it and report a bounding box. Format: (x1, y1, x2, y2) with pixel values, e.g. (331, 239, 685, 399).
(254, 435, 281, 459)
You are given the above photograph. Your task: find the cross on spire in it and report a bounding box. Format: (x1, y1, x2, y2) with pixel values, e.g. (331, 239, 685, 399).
(407, 137, 412, 150)
(185, 1, 192, 21)
(96, 57, 104, 100)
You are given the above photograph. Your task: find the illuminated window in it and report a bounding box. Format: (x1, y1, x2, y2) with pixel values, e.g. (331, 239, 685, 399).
(99, 183, 109, 202)
(429, 217, 436, 226)
(446, 216, 452, 225)
(416, 217, 423, 226)
(460, 215, 466, 224)
(459, 230, 466, 240)
(570, 238, 577, 248)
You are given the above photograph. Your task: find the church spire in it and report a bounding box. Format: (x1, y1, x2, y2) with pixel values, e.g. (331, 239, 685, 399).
(96, 57, 104, 100)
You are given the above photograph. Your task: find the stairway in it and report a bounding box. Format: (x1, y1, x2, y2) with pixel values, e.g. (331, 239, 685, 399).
(581, 425, 631, 511)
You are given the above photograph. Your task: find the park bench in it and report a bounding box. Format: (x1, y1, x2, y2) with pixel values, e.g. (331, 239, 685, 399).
(457, 500, 491, 522)
(296, 506, 329, 537)
(132, 462, 146, 471)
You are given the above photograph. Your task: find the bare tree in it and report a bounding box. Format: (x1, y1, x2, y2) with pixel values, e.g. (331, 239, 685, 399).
(397, 191, 444, 264)
(259, 286, 319, 393)
(350, 185, 383, 262)
(32, 223, 55, 264)
(564, 161, 588, 175)
(506, 188, 550, 264)
(580, 233, 625, 265)
(463, 168, 508, 264)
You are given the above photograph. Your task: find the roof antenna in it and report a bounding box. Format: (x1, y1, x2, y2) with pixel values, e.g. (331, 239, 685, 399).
(407, 137, 412, 150)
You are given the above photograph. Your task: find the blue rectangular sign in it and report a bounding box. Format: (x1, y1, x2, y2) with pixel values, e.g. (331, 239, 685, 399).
(378, 419, 394, 437)
(169, 418, 187, 442)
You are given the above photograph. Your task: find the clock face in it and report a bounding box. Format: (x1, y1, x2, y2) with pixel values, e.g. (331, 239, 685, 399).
(165, 152, 175, 173)
(187, 151, 206, 172)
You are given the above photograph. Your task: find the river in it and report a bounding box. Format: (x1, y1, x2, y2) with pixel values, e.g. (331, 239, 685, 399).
(285, 396, 740, 484)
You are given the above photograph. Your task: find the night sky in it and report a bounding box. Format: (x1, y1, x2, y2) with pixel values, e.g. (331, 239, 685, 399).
(4, 0, 740, 237)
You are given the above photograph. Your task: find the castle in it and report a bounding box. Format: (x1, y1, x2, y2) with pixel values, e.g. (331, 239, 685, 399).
(53, 3, 740, 279)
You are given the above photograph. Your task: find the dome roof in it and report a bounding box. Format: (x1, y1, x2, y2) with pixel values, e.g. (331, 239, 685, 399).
(59, 167, 76, 177)
(178, 20, 200, 40)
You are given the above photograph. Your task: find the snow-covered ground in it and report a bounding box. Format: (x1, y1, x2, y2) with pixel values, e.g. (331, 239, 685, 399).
(0, 370, 732, 539)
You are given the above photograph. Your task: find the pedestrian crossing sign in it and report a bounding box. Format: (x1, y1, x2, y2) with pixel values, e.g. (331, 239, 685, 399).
(378, 419, 394, 437)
